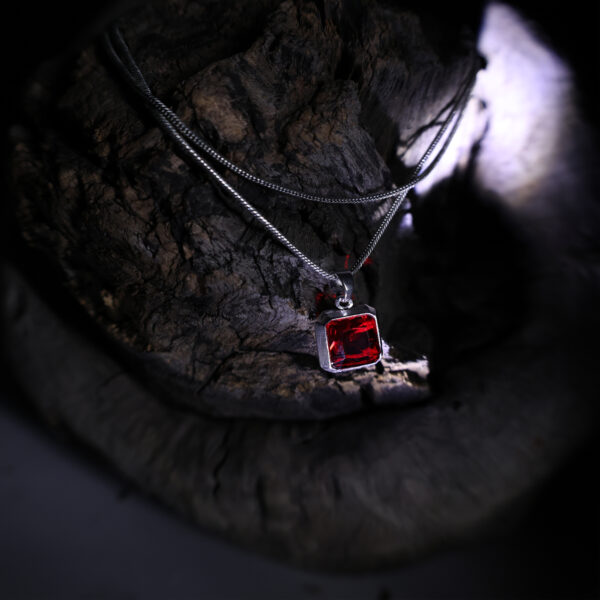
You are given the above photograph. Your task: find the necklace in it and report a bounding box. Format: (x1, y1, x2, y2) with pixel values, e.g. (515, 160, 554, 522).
(104, 25, 480, 374)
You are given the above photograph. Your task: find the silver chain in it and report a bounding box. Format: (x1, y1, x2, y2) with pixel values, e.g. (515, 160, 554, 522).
(104, 25, 479, 287)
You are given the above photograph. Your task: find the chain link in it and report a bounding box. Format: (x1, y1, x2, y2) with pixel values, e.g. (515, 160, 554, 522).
(104, 25, 480, 287)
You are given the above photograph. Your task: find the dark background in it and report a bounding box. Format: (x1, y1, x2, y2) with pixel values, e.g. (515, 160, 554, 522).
(1, 1, 599, 598)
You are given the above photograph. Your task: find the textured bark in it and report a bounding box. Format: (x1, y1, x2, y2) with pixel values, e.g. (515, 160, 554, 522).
(10, 0, 482, 418)
(2, 258, 596, 569)
(5, 0, 599, 569)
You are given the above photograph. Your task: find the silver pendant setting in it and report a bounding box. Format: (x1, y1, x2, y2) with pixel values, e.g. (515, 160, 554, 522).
(315, 272, 382, 373)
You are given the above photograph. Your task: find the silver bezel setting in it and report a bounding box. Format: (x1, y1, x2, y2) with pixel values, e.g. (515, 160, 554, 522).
(315, 304, 382, 373)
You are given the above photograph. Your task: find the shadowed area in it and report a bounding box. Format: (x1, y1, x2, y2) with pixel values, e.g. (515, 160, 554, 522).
(2, 0, 599, 570)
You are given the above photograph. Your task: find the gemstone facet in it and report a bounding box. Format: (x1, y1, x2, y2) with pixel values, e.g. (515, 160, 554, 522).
(315, 305, 382, 373)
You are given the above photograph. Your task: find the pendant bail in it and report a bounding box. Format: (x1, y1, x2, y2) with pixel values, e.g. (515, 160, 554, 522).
(335, 271, 354, 310)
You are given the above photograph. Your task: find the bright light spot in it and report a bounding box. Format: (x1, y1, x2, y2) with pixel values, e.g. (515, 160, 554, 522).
(401, 3, 576, 210)
(398, 211, 413, 231)
(473, 3, 575, 207)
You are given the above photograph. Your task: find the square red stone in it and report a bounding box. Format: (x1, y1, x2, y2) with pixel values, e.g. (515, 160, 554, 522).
(325, 312, 381, 371)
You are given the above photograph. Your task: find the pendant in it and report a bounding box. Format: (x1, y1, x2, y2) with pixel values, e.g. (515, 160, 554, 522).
(315, 272, 382, 373)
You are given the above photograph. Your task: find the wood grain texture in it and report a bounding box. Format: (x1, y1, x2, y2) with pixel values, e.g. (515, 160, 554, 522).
(2, 260, 595, 569)
(10, 0, 483, 418)
(5, 0, 599, 568)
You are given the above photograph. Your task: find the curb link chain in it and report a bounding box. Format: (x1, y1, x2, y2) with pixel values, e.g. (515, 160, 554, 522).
(104, 25, 480, 287)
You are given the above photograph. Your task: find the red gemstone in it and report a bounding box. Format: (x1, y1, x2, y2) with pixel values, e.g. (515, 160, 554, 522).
(325, 313, 381, 370)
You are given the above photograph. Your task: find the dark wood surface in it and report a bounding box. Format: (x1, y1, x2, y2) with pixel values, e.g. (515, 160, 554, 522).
(11, 0, 482, 418)
(3, 0, 599, 570)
